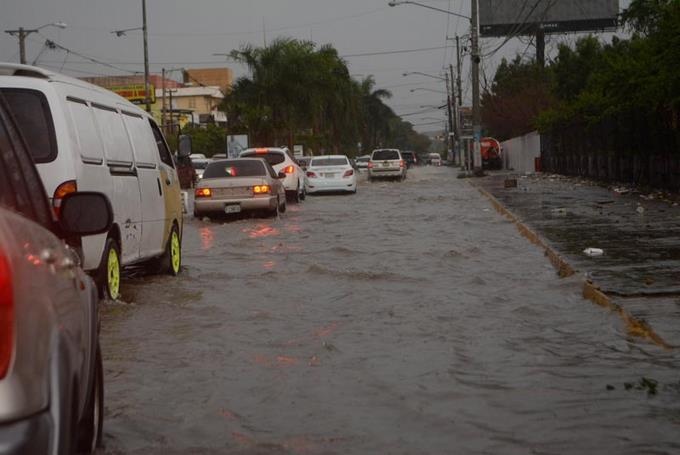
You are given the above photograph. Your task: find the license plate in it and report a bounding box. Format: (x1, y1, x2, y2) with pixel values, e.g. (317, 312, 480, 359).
(224, 204, 241, 214)
(324, 173, 337, 178)
(382, 162, 390, 167)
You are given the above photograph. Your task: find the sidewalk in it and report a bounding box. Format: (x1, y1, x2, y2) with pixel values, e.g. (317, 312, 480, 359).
(474, 172, 680, 347)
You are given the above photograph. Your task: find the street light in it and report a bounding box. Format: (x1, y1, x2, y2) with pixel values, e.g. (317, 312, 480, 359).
(388, 1, 471, 20)
(4, 22, 67, 64)
(410, 88, 446, 95)
(389, 0, 482, 173)
(402, 71, 446, 82)
(112, 0, 151, 113)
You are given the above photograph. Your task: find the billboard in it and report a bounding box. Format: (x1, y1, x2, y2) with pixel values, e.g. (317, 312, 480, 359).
(109, 84, 156, 104)
(479, 0, 619, 37)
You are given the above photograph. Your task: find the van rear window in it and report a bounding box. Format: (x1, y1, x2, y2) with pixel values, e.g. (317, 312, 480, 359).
(0, 89, 57, 163)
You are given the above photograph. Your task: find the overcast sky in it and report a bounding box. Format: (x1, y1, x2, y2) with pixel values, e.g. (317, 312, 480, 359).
(1, 0, 630, 132)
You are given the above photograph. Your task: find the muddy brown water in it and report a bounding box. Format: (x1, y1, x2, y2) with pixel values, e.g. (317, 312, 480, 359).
(100, 166, 680, 455)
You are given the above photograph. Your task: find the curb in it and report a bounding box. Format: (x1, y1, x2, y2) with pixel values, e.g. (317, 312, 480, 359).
(473, 182, 674, 350)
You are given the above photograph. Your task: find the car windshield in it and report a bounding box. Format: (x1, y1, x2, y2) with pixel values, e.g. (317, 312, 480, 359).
(310, 157, 348, 167)
(202, 160, 265, 178)
(372, 150, 399, 160)
(241, 150, 286, 166)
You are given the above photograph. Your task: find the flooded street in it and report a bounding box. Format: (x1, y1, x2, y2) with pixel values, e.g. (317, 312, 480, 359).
(101, 166, 680, 455)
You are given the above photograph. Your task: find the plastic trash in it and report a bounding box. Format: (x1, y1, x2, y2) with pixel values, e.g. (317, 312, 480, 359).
(583, 248, 604, 257)
(551, 208, 567, 216)
(636, 205, 645, 215)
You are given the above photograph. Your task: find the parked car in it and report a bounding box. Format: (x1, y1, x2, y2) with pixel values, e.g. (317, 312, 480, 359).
(190, 153, 207, 160)
(0, 63, 184, 300)
(0, 93, 112, 455)
(211, 153, 227, 160)
(305, 155, 357, 194)
(355, 155, 370, 170)
(240, 147, 306, 202)
(194, 158, 287, 218)
(368, 149, 406, 181)
(400, 151, 418, 168)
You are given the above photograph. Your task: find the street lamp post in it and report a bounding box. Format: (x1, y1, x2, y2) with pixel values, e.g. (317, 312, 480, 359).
(113, 0, 151, 113)
(390, 0, 482, 173)
(4, 22, 67, 64)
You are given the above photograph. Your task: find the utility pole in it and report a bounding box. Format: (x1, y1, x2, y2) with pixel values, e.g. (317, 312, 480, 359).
(161, 67, 167, 133)
(536, 29, 545, 67)
(449, 63, 460, 166)
(470, 0, 483, 172)
(445, 72, 454, 162)
(455, 35, 463, 106)
(5, 22, 67, 64)
(142, 0, 151, 113)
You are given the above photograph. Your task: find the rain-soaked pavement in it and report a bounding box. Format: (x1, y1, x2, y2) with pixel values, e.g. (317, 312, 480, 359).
(100, 166, 680, 455)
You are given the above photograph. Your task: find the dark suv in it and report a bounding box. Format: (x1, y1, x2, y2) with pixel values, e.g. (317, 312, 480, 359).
(400, 151, 418, 168)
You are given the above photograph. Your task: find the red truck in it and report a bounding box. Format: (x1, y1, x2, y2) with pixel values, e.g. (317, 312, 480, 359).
(481, 137, 503, 170)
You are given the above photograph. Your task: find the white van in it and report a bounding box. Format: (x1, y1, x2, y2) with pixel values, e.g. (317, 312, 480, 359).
(0, 63, 184, 300)
(428, 153, 442, 166)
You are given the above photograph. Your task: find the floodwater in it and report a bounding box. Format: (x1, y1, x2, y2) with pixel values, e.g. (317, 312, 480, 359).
(100, 166, 680, 455)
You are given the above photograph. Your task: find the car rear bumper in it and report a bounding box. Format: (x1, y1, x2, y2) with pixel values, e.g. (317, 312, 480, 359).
(0, 410, 51, 455)
(369, 168, 404, 177)
(306, 178, 356, 193)
(194, 196, 277, 214)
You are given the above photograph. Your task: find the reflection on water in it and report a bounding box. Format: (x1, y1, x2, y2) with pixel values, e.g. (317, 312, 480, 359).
(101, 166, 680, 455)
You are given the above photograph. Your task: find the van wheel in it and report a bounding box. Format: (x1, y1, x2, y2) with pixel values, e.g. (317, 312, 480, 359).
(158, 224, 182, 276)
(77, 344, 103, 453)
(99, 238, 121, 301)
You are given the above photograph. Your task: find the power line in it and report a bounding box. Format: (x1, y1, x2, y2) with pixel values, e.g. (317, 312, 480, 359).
(341, 45, 451, 58)
(36, 34, 140, 74)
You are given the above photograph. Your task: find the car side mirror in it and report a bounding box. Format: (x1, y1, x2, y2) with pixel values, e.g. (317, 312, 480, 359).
(59, 192, 113, 237)
(277, 171, 287, 179)
(178, 135, 192, 158)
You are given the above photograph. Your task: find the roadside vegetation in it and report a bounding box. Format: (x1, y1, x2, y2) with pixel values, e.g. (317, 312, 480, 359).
(220, 38, 431, 156)
(481, 0, 679, 188)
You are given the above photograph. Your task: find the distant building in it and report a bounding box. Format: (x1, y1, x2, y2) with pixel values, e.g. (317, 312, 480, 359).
(79, 70, 231, 130)
(183, 68, 233, 93)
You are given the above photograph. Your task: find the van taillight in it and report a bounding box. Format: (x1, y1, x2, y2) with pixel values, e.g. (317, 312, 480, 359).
(53, 180, 77, 218)
(0, 251, 13, 379)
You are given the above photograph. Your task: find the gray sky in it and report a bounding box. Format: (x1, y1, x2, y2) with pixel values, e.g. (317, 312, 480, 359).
(1, 0, 629, 132)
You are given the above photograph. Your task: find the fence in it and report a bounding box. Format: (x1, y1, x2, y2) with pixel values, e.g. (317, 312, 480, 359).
(502, 131, 541, 174)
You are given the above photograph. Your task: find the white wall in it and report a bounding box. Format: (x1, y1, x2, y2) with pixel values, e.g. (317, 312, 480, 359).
(502, 131, 541, 174)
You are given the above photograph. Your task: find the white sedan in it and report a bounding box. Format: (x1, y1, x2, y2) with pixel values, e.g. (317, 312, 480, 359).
(305, 155, 357, 194)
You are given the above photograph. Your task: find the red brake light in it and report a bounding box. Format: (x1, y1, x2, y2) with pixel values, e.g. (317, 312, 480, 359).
(253, 185, 271, 194)
(367, 162, 374, 169)
(399, 160, 405, 168)
(195, 188, 212, 198)
(282, 165, 295, 174)
(52, 180, 77, 218)
(255, 148, 268, 154)
(306, 171, 318, 178)
(343, 169, 354, 178)
(0, 251, 13, 379)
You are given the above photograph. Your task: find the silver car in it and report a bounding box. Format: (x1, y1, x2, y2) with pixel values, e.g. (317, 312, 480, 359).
(0, 96, 112, 454)
(194, 158, 287, 218)
(368, 149, 407, 181)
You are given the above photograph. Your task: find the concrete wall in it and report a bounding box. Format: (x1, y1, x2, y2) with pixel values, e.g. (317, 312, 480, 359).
(502, 131, 541, 173)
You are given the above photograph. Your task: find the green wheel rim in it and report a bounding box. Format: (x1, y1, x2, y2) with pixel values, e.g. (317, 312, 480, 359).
(170, 231, 181, 273)
(107, 247, 120, 300)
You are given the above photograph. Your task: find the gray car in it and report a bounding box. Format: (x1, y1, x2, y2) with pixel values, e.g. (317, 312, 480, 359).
(0, 95, 112, 455)
(194, 158, 287, 218)
(368, 149, 406, 181)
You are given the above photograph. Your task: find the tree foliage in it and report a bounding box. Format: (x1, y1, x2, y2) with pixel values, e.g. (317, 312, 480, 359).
(223, 38, 430, 155)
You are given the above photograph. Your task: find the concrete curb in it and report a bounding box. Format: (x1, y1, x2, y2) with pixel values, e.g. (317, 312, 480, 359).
(473, 182, 674, 350)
